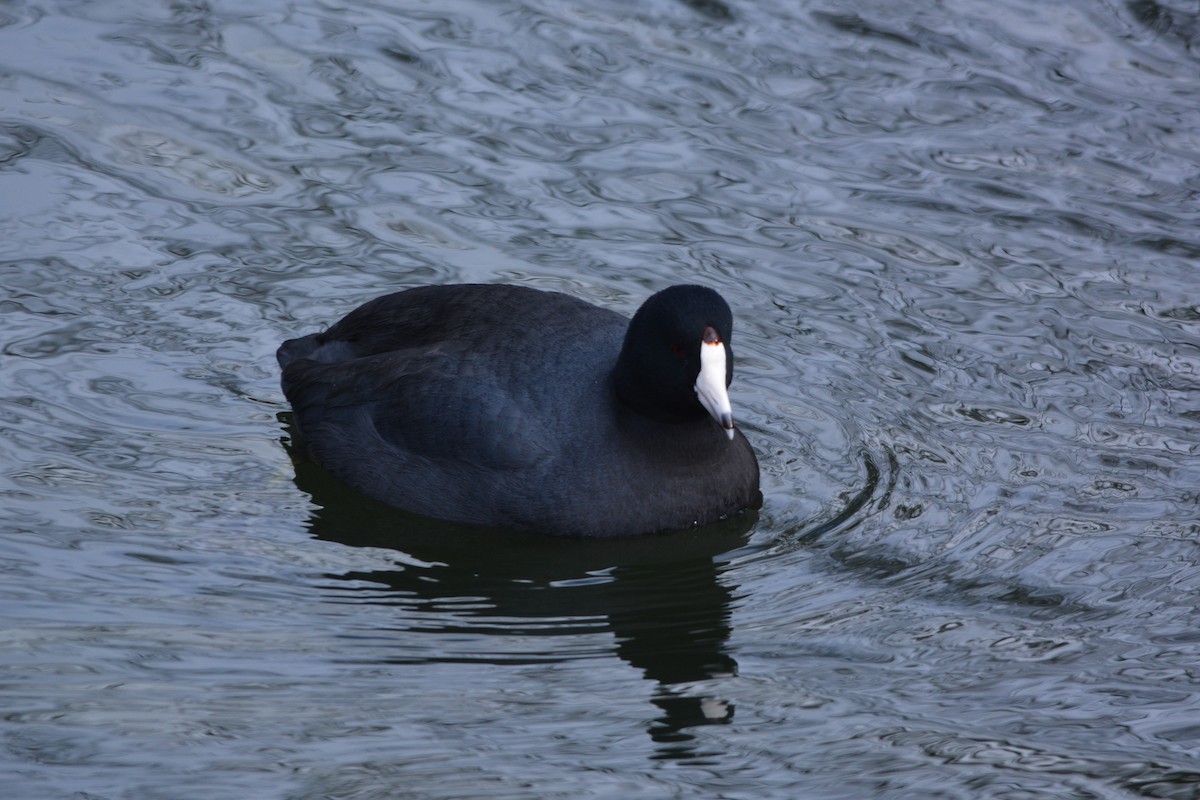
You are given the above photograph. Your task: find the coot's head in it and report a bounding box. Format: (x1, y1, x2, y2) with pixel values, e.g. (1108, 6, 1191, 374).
(613, 285, 738, 438)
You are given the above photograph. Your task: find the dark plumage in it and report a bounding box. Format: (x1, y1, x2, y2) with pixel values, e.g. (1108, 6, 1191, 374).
(278, 283, 759, 537)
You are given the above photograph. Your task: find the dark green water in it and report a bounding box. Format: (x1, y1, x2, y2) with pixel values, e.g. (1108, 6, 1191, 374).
(2, 0, 1199, 797)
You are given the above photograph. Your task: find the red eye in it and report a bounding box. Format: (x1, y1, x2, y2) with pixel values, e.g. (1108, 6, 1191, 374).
(670, 343, 686, 357)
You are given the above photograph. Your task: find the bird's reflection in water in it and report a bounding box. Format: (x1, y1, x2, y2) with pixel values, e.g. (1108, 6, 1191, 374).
(283, 417, 754, 760)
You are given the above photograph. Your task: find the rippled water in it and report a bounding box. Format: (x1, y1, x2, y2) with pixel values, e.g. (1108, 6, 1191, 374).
(3, 0, 1200, 797)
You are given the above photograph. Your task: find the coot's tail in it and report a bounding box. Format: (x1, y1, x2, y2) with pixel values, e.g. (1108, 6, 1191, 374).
(276, 333, 321, 370)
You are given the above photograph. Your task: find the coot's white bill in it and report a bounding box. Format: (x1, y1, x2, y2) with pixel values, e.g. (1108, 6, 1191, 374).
(695, 326, 735, 440)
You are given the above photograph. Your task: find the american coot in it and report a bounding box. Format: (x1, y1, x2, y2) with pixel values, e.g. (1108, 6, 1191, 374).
(278, 284, 760, 537)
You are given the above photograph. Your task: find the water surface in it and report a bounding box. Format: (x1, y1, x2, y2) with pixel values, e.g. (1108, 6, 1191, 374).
(2, 0, 1199, 797)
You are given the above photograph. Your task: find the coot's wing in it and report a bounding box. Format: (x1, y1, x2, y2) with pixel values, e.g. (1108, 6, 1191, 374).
(282, 345, 552, 473)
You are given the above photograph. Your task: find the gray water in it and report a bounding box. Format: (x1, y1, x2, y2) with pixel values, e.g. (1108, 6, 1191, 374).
(2, 0, 1199, 797)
